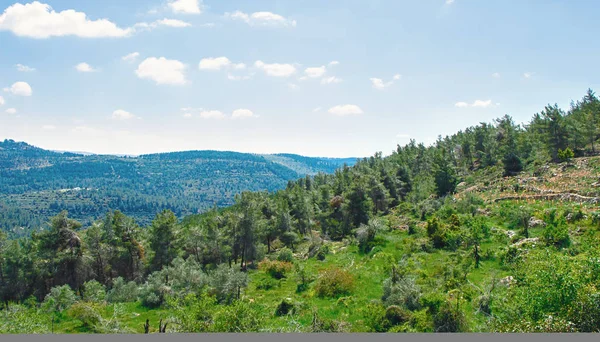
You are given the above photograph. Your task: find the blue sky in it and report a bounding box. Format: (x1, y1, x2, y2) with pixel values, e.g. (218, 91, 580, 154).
(1, 0, 599, 157)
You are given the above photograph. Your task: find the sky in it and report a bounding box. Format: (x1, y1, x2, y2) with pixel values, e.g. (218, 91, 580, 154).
(1, 0, 600, 158)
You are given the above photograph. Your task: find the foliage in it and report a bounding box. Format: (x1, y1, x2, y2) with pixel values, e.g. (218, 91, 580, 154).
(314, 268, 354, 298)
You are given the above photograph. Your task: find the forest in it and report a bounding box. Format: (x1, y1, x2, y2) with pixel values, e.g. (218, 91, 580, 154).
(0, 89, 599, 333)
(0, 144, 354, 238)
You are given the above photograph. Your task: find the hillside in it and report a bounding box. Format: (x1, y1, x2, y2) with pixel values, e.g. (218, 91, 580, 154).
(0, 90, 599, 334)
(0, 140, 356, 237)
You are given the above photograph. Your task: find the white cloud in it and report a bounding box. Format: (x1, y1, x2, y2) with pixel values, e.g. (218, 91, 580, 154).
(75, 62, 97, 73)
(304, 66, 326, 78)
(122, 52, 140, 63)
(135, 57, 187, 85)
(312, 107, 322, 112)
(329, 61, 340, 66)
(524, 72, 534, 79)
(492, 72, 500, 78)
(42, 124, 56, 130)
(5, 108, 17, 114)
(455, 100, 494, 108)
(446, 0, 455, 4)
(328, 104, 363, 116)
(472, 100, 493, 108)
(168, 0, 202, 14)
(227, 73, 252, 81)
(370, 75, 401, 90)
(321, 76, 342, 84)
(226, 11, 296, 27)
(153, 18, 192, 27)
(232, 109, 256, 119)
(0, 1, 135, 38)
(254, 60, 296, 77)
(199, 110, 225, 119)
(199, 57, 229, 70)
(183, 113, 193, 118)
(112, 109, 135, 120)
(0, 96, 4, 106)
(4, 81, 32, 96)
(15, 64, 35, 72)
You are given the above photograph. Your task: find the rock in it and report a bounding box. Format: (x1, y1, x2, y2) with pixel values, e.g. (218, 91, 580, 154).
(499, 276, 515, 287)
(476, 208, 490, 216)
(529, 217, 546, 228)
(511, 237, 539, 248)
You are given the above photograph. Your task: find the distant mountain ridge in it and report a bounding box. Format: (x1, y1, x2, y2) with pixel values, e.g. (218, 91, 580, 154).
(0, 139, 357, 237)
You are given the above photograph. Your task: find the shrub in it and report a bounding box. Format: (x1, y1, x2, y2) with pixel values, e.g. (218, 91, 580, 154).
(43, 285, 77, 313)
(280, 232, 299, 249)
(68, 302, 103, 329)
(275, 298, 295, 317)
(542, 221, 570, 248)
(567, 285, 600, 332)
(386, 305, 412, 326)
(211, 301, 262, 332)
(276, 247, 294, 262)
(259, 259, 293, 279)
(106, 277, 139, 303)
(82, 280, 106, 303)
(209, 264, 248, 304)
(362, 303, 390, 332)
(382, 276, 421, 311)
(314, 268, 354, 298)
(255, 278, 279, 291)
(433, 301, 467, 332)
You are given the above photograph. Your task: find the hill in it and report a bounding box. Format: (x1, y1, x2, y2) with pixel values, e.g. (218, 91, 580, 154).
(0, 89, 599, 333)
(0, 139, 356, 237)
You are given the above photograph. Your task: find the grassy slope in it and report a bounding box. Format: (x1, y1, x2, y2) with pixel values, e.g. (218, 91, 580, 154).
(51, 156, 600, 333)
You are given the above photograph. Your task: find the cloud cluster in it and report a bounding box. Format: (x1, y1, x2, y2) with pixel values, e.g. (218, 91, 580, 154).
(182, 108, 257, 119)
(122, 52, 140, 63)
(455, 100, 495, 108)
(0, 2, 194, 39)
(199, 57, 245, 71)
(370, 74, 401, 90)
(168, 0, 202, 14)
(328, 105, 363, 116)
(75, 62, 98, 73)
(0, 1, 134, 38)
(135, 57, 188, 85)
(4, 81, 32, 96)
(255, 61, 296, 77)
(225, 11, 296, 27)
(300, 62, 342, 85)
(15, 64, 35, 72)
(112, 109, 137, 120)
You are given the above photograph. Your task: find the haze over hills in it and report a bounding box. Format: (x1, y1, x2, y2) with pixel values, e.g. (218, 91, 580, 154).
(0, 139, 357, 237)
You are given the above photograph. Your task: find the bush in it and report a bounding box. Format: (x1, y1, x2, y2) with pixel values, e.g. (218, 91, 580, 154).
(209, 264, 248, 304)
(567, 285, 600, 332)
(275, 298, 295, 316)
(433, 301, 467, 332)
(68, 302, 103, 329)
(385, 305, 412, 326)
(106, 277, 139, 303)
(542, 221, 570, 248)
(276, 247, 294, 262)
(255, 277, 279, 291)
(362, 303, 390, 332)
(82, 280, 106, 303)
(43, 285, 77, 313)
(259, 259, 293, 279)
(314, 268, 354, 298)
(382, 276, 421, 311)
(211, 301, 262, 332)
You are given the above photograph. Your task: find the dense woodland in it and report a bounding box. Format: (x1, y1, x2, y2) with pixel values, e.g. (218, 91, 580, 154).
(0, 89, 600, 333)
(0, 145, 354, 238)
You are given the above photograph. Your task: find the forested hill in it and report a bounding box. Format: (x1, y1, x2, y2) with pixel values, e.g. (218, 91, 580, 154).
(0, 140, 356, 237)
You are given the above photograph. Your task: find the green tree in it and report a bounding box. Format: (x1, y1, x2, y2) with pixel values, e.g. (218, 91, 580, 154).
(149, 210, 178, 273)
